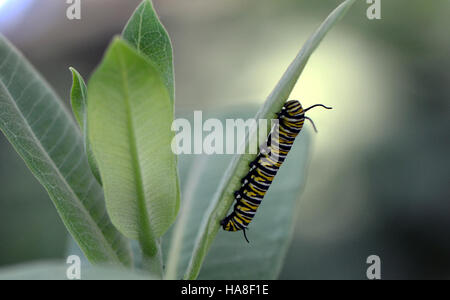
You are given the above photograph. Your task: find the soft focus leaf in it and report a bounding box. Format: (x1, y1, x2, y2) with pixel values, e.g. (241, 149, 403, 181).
(0, 35, 132, 266)
(87, 38, 179, 274)
(69, 67, 101, 184)
(184, 0, 356, 279)
(0, 261, 154, 280)
(123, 0, 175, 102)
(165, 108, 311, 279)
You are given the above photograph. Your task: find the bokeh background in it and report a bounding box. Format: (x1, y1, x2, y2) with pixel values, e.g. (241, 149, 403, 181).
(0, 0, 449, 279)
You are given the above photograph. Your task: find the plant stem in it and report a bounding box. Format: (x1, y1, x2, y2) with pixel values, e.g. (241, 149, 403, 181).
(140, 237, 163, 278)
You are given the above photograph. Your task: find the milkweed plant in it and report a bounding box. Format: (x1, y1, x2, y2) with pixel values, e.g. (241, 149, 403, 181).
(0, 0, 355, 279)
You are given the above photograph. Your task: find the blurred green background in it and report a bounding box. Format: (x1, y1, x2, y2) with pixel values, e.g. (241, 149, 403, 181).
(0, 0, 449, 279)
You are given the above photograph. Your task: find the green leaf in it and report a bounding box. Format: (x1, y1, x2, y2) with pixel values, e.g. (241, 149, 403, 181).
(69, 68, 87, 130)
(69, 67, 102, 184)
(122, 2, 182, 272)
(165, 108, 311, 279)
(123, 0, 174, 102)
(0, 261, 155, 280)
(87, 38, 179, 275)
(183, 0, 356, 280)
(0, 35, 132, 266)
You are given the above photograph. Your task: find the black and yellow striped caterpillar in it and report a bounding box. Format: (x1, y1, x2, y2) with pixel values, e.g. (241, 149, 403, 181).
(220, 100, 331, 242)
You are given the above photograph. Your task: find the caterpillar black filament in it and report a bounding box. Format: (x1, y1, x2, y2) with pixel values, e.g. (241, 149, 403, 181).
(220, 100, 331, 242)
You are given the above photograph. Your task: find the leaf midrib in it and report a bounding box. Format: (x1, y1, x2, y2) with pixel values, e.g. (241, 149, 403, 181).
(0, 78, 121, 263)
(136, 0, 147, 52)
(116, 49, 155, 254)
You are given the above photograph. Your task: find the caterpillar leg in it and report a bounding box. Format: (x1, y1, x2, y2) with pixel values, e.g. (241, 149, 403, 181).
(258, 134, 271, 156)
(241, 173, 250, 184)
(249, 154, 262, 168)
(241, 167, 257, 184)
(276, 111, 287, 120)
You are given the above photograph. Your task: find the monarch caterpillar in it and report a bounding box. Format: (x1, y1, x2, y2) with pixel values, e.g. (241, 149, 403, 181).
(220, 100, 332, 242)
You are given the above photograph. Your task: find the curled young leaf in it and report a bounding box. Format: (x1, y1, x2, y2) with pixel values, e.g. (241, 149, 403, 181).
(69, 67, 102, 184)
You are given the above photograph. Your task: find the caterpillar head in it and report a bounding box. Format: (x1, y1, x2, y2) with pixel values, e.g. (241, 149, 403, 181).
(220, 216, 233, 231)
